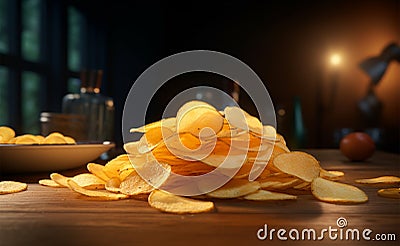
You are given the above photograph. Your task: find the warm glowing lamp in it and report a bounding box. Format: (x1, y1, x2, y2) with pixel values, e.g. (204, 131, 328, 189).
(330, 54, 342, 66)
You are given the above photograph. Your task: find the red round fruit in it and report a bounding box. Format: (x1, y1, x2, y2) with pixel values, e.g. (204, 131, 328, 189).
(340, 132, 375, 161)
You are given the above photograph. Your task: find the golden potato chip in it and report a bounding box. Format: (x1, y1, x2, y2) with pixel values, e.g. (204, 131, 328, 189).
(71, 173, 106, 189)
(103, 158, 128, 179)
(87, 163, 110, 182)
(50, 173, 105, 189)
(224, 106, 263, 135)
(320, 169, 344, 180)
(148, 189, 214, 214)
(123, 141, 141, 155)
(0, 181, 27, 194)
(67, 179, 128, 200)
(311, 177, 368, 204)
(120, 170, 155, 195)
(119, 168, 135, 181)
(64, 136, 76, 144)
(0, 126, 15, 143)
(130, 117, 176, 133)
(41, 132, 67, 144)
(377, 188, 400, 199)
(355, 176, 400, 184)
(38, 179, 64, 188)
(14, 134, 40, 144)
(273, 151, 320, 182)
(50, 173, 69, 187)
(176, 101, 224, 138)
(259, 176, 301, 190)
(35, 135, 45, 142)
(121, 161, 171, 195)
(243, 190, 297, 201)
(293, 182, 310, 190)
(105, 177, 121, 193)
(207, 179, 261, 198)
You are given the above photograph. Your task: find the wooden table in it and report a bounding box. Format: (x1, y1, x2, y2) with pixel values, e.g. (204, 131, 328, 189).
(1, 149, 399, 246)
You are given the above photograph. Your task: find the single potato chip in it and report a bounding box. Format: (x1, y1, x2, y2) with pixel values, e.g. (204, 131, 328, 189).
(105, 177, 121, 193)
(15, 134, 40, 144)
(259, 176, 300, 190)
(176, 101, 224, 138)
(120, 171, 155, 195)
(41, 133, 67, 144)
(71, 173, 106, 189)
(0, 126, 16, 143)
(50, 173, 69, 187)
(0, 181, 28, 194)
(207, 179, 261, 198)
(148, 189, 214, 214)
(320, 169, 344, 180)
(64, 136, 76, 144)
(293, 182, 310, 190)
(377, 188, 400, 199)
(87, 163, 110, 182)
(311, 177, 368, 204)
(273, 151, 320, 182)
(67, 179, 128, 200)
(355, 176, 400, 184)
(50, 173, 105, 189)
(39, 179, 64, 188)
(224, 106, 263, 135)
(243, 190, 297, 201)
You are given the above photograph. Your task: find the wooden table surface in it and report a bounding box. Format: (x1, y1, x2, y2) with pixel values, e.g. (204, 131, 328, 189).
(1, 149, 399, 246)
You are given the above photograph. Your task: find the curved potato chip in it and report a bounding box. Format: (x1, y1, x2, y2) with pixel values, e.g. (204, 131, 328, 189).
(121, 161, 171, 195)
(148, 189, 214, 214)
(123, 141, 141, 155)
(39, 179, 63, 188)
(355, 176, 400, 184)
(50, 173, 105, 189)
(273, 151, 320, 182)
(311, 177, 368, 204)
(243, 190, 297, 201)
(0, 126, 15, 143)
(320, 169, 344, 180)
(42, 133, 67, 144)
(15, 134, 40, 144)
(64, 136, 76, 144)
(72, 173, 106, 189)
(259, 176, 301, 190)
(67, 179, 128, 200)
(130, 117, 176, 133)
(120, 170, 155, 195)
(224, 106, 263, 135)
(377, 188, 400, 199)
(35, 135, 45, 142)
(176, 101, 223, 137)
(293, 182, 310, 190)
(105, 177, 121, 193)
(87, 163, 110, 182)
(207, 179, 261, 198)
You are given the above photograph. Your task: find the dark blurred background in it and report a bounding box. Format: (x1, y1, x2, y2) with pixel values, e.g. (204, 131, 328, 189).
(0, 0, 399, 152)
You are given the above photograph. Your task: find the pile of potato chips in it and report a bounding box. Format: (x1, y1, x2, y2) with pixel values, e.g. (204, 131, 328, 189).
(37, 100, 388, 213)
(0, 126, 76, 144)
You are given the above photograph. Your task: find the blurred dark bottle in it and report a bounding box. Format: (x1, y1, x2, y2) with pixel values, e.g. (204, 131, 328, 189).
(62, 70, 114, 142)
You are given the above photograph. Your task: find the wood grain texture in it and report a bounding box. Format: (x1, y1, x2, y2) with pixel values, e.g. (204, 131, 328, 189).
(1, 150, 399, 246)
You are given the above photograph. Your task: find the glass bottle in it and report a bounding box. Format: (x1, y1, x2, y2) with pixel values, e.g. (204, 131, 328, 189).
(62, 70, 114, 142)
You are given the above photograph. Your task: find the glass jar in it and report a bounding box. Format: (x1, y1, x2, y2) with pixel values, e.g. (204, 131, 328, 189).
(62, 70, 114, 142)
